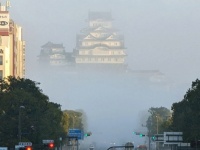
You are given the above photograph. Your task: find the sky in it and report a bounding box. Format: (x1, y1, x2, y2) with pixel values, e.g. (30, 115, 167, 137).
(5, 0, 200, 148)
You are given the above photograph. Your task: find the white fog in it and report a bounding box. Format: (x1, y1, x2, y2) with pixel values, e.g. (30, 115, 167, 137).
(7, 0, 200, 148)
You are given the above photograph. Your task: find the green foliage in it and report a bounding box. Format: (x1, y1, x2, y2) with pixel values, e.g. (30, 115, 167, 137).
(146, 107, 172, 135)
(61, 112, 70, 133)
(0, 76, 65, 147)
(171, 79, 200, 142)
(62, 110, 84, 131)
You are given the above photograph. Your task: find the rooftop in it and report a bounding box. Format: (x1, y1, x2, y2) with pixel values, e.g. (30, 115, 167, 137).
(41, 41, 65, 49)
(88, 11, 113, 21)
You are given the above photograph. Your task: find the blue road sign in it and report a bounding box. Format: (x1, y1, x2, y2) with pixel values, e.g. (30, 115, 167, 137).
(68, 129, 83, 140)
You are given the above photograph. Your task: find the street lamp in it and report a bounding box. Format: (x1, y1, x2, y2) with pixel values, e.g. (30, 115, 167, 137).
(18, 106, 25, 142)
(156, 116, 158, 134)
(141, 123, 151, 150)
(72, 115, 76, 129)
(156, 116, 159, 150)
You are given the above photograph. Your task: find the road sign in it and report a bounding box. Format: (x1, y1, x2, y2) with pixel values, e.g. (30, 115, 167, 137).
(153, 134, 164, 142)
(68, 129, 83, 140)
(42, 140, 54, 144)
(0, 147, 7, 150)
(18, 142, 32, 146)
(178, 143, 190, 147)
(164, 132, 183, 144)
(69, 129, 82, 133)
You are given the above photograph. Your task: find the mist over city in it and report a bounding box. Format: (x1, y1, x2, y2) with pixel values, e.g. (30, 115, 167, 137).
(6, 0, 200, 148)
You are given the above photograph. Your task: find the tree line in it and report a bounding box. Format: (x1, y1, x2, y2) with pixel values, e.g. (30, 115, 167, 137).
(146, 79, 200, 143)
(0, 76, 85, 148)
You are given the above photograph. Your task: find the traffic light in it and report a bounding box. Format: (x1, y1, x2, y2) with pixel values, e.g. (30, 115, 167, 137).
(43, 143, 54, 149)
(84, 133, 90, 136)
(25, 146, 32, 150)
(84, 132, 92, 137)
(139, 134, 145, 137)
(48, 143, 54, 149)
(152, 136, 155, 141)
(19, 146, 32, 150)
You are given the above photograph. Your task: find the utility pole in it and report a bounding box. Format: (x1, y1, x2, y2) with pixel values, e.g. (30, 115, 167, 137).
(18, 106, 25, 142)
(156, 116, 158, 134)
(141, 124, 151, 150)
(156, 116, 159, 150)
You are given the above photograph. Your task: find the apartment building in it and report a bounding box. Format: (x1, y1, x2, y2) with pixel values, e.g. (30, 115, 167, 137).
(0, 2, 25, 79)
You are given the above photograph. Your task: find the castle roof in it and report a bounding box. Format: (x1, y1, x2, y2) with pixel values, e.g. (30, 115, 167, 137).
(77, 43, 126, 50)
(77, 33, 124, 41)
(80, 26, 118, 34)
(41, 41, 65, 49)
(88, 11, 112, 21)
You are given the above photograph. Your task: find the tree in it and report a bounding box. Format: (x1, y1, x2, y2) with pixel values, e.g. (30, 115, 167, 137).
(0, 76, 65, 147)
(171, 79, 200, 142)
(62, 110, 84, 131)
(146, 107, 171, 135)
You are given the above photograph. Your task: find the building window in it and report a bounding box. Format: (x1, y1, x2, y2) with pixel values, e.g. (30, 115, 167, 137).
(0, 56, 3, 65)
(0, 70, 2, 80)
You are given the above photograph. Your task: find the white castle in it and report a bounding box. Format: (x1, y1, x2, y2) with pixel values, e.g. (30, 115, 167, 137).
(73, 11, 127, 70)
(39, 11, 127, 71)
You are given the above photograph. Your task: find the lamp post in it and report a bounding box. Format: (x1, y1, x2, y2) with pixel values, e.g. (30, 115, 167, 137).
(142, 123, 151, 150)
(156, 116, 158, 134)
(18, 106, 25, 142)
(156, 116, 159, 150)
(72, 115, 76, 129)
(72, 115, 77, 150)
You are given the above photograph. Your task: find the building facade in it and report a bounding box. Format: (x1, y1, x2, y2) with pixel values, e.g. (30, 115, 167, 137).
(0, 2, 25, 79)
(38, 41, 71, 66)
(73, 11, 127, 70)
